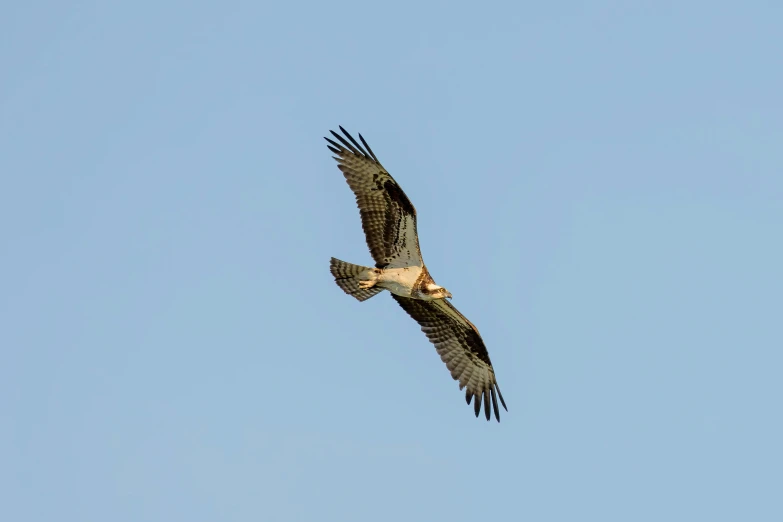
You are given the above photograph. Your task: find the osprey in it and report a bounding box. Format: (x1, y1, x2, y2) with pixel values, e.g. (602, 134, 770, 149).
(326, 126, 508, 422)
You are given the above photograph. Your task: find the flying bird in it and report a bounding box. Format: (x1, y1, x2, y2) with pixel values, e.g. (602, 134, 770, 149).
(326, 126, 508, 422)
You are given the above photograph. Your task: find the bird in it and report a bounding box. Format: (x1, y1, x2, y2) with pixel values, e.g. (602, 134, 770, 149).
(325, 126, 508, 422)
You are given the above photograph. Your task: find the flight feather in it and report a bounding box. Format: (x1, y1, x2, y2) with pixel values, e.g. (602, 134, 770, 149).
(391, 295, 507, 421)
(325, 127, 422, 268)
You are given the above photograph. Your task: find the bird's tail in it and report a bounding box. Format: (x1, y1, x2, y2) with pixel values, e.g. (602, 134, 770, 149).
(329, 257, 382, 302)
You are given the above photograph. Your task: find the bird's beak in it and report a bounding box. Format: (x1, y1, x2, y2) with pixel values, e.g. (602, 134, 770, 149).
(447, 293, 453, 300)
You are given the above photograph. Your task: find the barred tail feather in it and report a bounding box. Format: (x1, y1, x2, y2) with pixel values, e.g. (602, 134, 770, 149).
(329, 257, 382, 302)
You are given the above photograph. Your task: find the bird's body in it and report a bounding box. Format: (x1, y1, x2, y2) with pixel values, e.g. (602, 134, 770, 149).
(337, 262, 444, 301)
(326, 126, 508, 421)
(362, 266, 423, 296)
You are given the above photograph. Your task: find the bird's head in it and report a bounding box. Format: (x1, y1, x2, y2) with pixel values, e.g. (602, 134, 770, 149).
(426, 284, 452, 300)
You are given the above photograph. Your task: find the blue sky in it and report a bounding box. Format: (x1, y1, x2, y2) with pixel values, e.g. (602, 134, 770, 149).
(2, 1, 782, 520)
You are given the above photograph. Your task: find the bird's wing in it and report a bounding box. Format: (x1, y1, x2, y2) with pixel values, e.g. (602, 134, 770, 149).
(325, 127, 422, 268)
(391, 295, 508, 421)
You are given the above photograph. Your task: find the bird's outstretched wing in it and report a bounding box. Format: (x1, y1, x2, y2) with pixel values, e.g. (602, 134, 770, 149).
(325, 127, 422, 268)
(391, 295, 508, 421)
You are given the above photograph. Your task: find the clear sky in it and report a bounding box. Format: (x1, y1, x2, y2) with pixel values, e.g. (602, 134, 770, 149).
(2, 1, 782, 521)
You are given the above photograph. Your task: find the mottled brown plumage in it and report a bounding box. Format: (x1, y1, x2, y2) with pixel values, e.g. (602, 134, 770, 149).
(326, 127, 508, 422)
(325, 127, 421, 269)
(391, 295, 506, 421)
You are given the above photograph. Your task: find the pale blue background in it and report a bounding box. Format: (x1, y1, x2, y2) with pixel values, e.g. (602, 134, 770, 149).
(2, 1, 781, 521)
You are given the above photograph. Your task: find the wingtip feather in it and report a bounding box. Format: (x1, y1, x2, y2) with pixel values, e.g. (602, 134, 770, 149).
(324, 136, 343, 151)
(358, 132, 379, 162)
(339, 126, 371, 158)
(330, 129, 361, 156)
(495, 383, 508, 412)
(491, 387, 500, 422)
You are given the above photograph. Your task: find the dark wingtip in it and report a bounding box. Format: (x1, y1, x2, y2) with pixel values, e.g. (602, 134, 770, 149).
(358, 132, 379, 162)
(324, 136, 343, 151)
(491, 387, 500, 421)
(325, 127, 380, 164)
(330, 128, 362, 156)
(338, 126, 370, 158)
(495, 384, 508, 412)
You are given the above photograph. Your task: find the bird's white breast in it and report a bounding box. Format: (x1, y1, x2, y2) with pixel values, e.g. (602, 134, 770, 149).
(377, 266, 422, 297)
